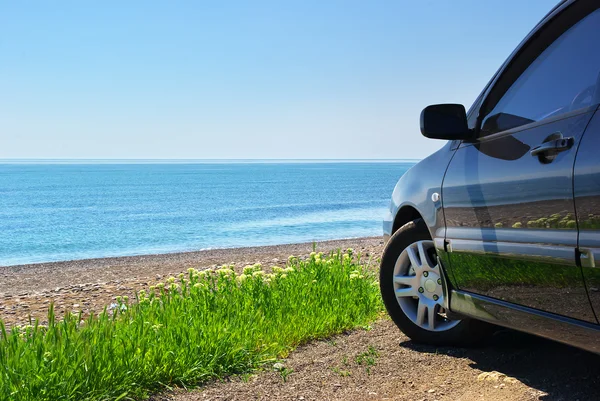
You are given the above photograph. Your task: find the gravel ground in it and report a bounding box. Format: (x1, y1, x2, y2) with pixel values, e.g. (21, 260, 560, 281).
(2, 237, 600, 400)
(155, 320, 600, 401)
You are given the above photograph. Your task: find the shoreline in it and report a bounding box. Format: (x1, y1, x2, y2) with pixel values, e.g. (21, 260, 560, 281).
(0, 235, 382, 271)
(1, 236, 383, 276)
(0, 237, 385, 327)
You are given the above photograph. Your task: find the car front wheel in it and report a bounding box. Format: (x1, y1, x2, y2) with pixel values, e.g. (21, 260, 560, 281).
(380, 218, 488, 346)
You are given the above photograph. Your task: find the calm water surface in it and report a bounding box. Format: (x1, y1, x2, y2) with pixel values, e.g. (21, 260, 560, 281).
(0, 161, 415, 266)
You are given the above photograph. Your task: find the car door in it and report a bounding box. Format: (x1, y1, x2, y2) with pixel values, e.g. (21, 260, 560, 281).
(441, 4, 600, 323)
(574, 109, 600, 318)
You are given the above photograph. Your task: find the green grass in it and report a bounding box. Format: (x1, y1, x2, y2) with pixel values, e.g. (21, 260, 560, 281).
(355, 345, 378, 367)
(355, 345, 379, 375)
(0, 250, 383, 401)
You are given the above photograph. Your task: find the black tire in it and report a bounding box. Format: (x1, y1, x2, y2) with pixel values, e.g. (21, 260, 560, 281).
(380, 218, 489, 346)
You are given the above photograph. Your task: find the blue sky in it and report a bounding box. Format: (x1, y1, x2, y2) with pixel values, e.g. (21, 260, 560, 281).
(0, 0, 557, 160)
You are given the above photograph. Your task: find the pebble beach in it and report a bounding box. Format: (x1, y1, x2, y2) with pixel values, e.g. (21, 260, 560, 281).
(0, 237, 385, 327)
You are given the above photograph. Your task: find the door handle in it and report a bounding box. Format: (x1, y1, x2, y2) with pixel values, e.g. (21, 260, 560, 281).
(530, 135, 574, 158)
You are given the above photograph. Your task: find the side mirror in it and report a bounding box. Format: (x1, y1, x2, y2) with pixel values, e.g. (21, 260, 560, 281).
(420, 104, 472, 140)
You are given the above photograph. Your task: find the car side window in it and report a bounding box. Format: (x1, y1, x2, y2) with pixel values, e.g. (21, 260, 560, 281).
(479, 9, 600, 137)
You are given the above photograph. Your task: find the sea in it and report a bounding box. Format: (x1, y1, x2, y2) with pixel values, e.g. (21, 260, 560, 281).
(0, 160, 416, 266)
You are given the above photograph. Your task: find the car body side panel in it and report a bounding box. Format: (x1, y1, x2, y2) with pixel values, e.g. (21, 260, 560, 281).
(383, 141, 454, 238)
(574, 108, 600, 319)
(383, 140, 455, 244)
(441, 111, 596, 324)
(450, 290, 600, 354)
(383, 140, 461, 288)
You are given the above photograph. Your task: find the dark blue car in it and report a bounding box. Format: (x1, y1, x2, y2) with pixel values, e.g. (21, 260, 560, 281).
(380, 0, 600, 353)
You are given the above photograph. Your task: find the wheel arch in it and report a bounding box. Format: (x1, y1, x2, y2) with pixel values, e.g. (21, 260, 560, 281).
(392, 205, 424, 235)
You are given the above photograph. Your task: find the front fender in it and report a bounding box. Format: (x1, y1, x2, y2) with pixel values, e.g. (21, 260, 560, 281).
(383, 141, 457, 243)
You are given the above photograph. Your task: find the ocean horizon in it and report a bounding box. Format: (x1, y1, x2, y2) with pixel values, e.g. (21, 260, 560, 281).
(0, 160, 415, 266)
(0, 158, 419, 164)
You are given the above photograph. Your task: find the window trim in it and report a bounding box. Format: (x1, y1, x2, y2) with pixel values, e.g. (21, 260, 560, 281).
(459, 104, 599, 148)
(473, 0, 600, 139)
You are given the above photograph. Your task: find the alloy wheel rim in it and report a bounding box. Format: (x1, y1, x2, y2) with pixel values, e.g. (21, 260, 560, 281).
(393, 240, 460, 332)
